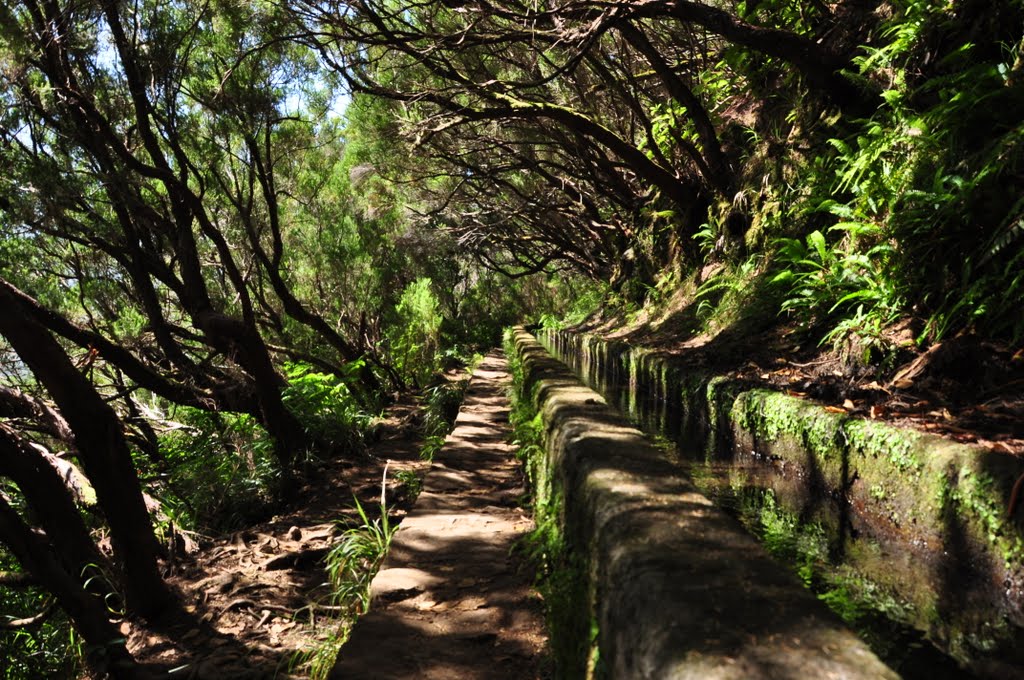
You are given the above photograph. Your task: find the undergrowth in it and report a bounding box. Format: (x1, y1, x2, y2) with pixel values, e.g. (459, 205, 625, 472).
(504, 329, 600, 679)
(291, 488, 397, 680)
(282, 361, 373, 455)
(768, 0, 1024, 350)
(139, 361, 372, 534)
(148, 407, 282, 533)
(0, 548, 80, 679)
(2, 358, 372, 678)
(418, 364, 475, 461)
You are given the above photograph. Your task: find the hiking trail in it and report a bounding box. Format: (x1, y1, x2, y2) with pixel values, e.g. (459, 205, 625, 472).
(331, 352, 548, 679)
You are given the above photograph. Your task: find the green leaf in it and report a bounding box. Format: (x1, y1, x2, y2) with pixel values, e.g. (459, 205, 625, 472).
(806, 230, 828, 263)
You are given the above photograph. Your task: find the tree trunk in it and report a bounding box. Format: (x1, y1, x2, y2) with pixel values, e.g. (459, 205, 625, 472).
(0, 287, 173, 619)
(616, 21, 733, 195)
(194, 310, 312, 467)
(0, 425, 109, 591)
(245, 131, 386, 401)
(631, 0, 866, 107)
(0, 495, 153, 679)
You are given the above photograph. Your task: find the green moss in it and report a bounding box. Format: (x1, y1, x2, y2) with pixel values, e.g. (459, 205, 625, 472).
(843, 419, 921, 474)
(733, 389, 846, 463)
(626, 351, 643, 417)
(927, 459, 1024, 570)
(952, 469, 1024, 568)
(506, 329, 599, 679)
(704, 375, 734, 425)
(755, 490, 830, 585)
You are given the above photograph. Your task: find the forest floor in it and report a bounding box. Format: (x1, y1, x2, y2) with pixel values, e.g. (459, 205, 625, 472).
(127, 353, 547, 679)
(126, 380, 444, 677)
(584, 291, 1024, 460)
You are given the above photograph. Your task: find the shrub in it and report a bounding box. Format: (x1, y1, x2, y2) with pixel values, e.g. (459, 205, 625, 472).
(149, 408, 280, 532)
(282, 361, 372, 455)
(386, 278, 443, 387)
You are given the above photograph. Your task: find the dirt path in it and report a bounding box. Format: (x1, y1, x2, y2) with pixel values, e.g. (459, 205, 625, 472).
(330, 352, 548, 679)
(128, 394, 434, 678)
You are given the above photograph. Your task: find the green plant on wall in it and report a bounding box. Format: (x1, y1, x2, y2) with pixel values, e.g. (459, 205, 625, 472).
(504, 330, 599, 679)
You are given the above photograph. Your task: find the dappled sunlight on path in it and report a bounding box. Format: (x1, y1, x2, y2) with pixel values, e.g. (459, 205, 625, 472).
(331, 352, 547, 679)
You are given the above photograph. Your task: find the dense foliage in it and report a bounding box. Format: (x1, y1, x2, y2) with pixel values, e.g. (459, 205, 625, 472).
(1, 0, 1022, 676)
(299, 0, 1023, 349)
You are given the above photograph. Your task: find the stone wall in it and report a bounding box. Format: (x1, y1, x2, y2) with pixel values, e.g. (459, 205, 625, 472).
(538, 327, 1024, 677)
(511, 328, 897, 680)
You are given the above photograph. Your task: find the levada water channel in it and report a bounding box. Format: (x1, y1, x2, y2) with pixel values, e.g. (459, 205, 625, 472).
(537, 329, 1024, 680)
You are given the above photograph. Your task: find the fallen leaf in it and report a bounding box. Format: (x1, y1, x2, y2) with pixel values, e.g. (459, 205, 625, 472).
(843, 399, 856, 410)
(869, 405, 887, 419)
(824, 406, 847, 414)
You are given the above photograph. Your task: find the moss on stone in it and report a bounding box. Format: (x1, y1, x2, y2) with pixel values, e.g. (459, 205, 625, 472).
(952, 468, 1024, 569)
(734, 389, 848, 462)
(540, 327, 1024, 672)
(843, 419, 922, 474)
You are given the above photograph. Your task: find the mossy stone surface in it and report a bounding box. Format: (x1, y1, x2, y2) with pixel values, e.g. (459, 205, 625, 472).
(514, 328, 898, 680)
(540, 327, 1024, 675)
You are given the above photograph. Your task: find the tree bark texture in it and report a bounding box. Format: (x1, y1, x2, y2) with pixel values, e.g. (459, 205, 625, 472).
(0, 286, 172, 619)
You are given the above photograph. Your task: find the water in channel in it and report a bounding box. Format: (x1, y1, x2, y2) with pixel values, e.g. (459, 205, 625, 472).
(538, 330, 975, 680)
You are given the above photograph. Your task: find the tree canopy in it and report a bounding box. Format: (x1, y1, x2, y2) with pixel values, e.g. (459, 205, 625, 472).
(1, 0, 1023, 675)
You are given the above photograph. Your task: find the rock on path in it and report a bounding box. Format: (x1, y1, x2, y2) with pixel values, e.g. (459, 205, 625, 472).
(330, 352, 548, 679)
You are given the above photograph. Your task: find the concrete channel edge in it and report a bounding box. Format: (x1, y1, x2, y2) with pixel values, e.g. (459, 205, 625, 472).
(537, 327, 1024, 677)
(511, 327, 898, 680)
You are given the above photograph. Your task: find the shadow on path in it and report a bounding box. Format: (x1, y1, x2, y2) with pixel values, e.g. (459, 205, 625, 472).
(331, 352, 548, 680)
